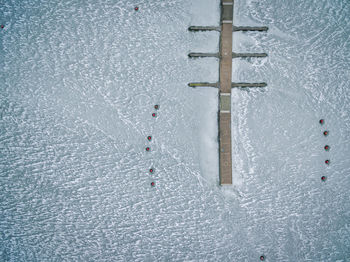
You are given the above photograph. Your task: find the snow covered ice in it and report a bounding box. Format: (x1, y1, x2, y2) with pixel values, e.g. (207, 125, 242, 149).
(1, 0, 349, 261)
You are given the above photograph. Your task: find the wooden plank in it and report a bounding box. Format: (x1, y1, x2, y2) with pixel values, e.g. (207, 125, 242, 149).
(233, 52, 268, 58)
(231, 82, 267, 87)
(188, 26, 220, 32)
(222, 4, 233, 21)
(188, 53, 219, 58)
(233, 26, 268, 31)
(188, 82, 218, 88)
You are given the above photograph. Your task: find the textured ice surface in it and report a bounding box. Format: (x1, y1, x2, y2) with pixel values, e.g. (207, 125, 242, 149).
(232, 0, 350, 261)
(0, 0, 349, 261)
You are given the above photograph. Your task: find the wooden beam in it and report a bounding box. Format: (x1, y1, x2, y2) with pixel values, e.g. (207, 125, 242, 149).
(233, 52, 268, 58)
(188, 26, 221, 32)
(188, 53, 219, 58)
(233, 26, 268, 32)
(231, 82, 267, 88)
(188, 82, 219, 88)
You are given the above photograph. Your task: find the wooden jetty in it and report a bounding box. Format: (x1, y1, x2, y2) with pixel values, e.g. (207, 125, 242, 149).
(188, 0, 268, 185)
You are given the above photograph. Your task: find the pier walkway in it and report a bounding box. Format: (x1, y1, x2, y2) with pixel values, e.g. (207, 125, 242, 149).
(219, 0, 234, 184)
(188, 0, 268, 185)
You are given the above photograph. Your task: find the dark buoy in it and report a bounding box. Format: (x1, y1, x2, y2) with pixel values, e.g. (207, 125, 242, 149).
(151, 182, 155, 187)
(319, 119, 324, 125)
(145, 147, 150, 152)
(260, 255, 265, 261)
(134, 6, 139, 11)
(147, 136, 152, 141)
(0, 25, 4, 29)
(152, 113, 157, 117)
(325, 160, 330, 165)
(149, 168, 154, 173)
(323, 131, 329, 136)
(321, 176, 327, 181)
(324, 145, 330, 151)
(154, 104, 159, 110)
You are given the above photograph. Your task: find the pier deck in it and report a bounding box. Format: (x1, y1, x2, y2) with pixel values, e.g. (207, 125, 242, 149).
(187, 0, 267, 185)
(219, 0, 233, 184)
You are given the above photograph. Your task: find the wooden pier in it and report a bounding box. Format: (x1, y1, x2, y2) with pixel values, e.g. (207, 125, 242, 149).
(217, 0, 233, 184)
(188, 0, 268, 185)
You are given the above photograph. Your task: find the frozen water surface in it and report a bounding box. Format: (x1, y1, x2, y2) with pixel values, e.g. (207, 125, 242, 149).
(0, 0, 349, 261)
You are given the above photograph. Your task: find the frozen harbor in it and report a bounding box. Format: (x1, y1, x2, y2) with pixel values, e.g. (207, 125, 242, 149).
(1, 0, 349, 261)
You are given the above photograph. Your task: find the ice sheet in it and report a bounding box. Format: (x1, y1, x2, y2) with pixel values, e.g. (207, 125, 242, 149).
(1, 0, 349, 261)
